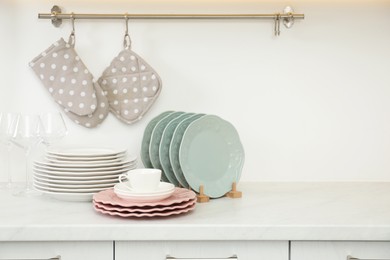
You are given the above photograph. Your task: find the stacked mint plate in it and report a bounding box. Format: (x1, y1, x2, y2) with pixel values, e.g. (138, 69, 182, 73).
(141, 111, 245, 198)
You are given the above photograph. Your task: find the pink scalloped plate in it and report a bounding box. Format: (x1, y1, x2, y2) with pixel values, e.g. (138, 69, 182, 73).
(93, 198, 196, 213)
(93, 202, 196, 218)
(93, 187, 196, 207)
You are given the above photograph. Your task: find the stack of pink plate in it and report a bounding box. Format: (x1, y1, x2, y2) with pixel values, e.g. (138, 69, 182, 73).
(93, 188, 196, 218)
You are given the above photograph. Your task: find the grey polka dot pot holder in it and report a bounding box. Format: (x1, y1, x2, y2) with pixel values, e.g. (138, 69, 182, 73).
(30, 37, 161, 128)
(98, 49, 162, 124)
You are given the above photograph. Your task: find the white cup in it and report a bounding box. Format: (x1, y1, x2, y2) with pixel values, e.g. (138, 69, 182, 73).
(118, 168, 162, 192)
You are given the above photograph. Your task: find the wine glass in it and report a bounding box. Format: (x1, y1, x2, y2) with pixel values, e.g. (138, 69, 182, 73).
(11, 114, 41, 196)
(0, 112, 17, 189)
(39, 112, 68, 147)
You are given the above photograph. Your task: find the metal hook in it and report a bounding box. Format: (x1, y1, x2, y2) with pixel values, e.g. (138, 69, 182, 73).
(123, 13, 132, 49)
(71, 13, 75, 35)
(68, 12, 76, 46)
(125, 13, 129, 35)
(274, 13, 281, 36)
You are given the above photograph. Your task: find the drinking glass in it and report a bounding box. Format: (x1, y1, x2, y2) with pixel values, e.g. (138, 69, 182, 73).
(11, 114, 41, 196)
(0, 112, 17, 189)
(39, 112, 68, 147)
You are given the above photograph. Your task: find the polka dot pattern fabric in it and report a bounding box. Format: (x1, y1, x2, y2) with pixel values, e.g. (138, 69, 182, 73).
(98, 49, 162, 124)
(30, 38, 109, 128)
(30, 38, 97, 117)
(63, 82, 109, 128)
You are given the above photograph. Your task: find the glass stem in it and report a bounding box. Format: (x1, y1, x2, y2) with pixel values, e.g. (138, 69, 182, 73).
(25, 149, 31, 191)
(6, 144, 11, 189)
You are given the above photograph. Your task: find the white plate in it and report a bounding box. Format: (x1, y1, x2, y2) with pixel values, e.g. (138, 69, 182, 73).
(46, 147, 127, 158)
(33, 182, 108, 193)
(35, 155, 136, 168)
(33, 166, 135, 177)
(114, 182, 175, 202)
(34, 186, 94, 202)
(33, 163, 135, 173)
(33, 177, 116, 189)
(114, 182, 175, 195)
(33, 173, 119, 184)
(45, 153, 127, 162)
(114, 190, 174, 202)
(45, 154, 130, 164)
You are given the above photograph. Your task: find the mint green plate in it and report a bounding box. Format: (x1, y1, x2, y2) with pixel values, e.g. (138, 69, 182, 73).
(179, 115, 245, 198)
(141, 111, 174, 169)
(169, 114, 205, 188)
(149, 111, 184, 182)
(159, 113, 195, 186)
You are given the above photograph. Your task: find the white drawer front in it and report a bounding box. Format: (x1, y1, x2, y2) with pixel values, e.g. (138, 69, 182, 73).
(115, 241, 288, 260)
(291, 242, 390, 260)
(0, 241, 113, 260)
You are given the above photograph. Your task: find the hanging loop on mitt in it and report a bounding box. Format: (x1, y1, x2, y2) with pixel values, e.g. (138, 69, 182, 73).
(68, 12, 76, 46)
(123, 14, 132, 50)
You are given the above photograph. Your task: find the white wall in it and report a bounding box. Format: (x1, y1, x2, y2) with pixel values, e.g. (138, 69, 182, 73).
(1, 0, 390, 182)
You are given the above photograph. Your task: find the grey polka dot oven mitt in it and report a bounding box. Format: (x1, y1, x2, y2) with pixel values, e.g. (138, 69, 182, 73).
(98, 48, 162, 124)
(63, 82, 109, 128)
(30, 38, 109, 128)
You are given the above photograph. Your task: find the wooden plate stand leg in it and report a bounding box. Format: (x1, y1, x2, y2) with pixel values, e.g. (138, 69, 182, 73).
(196, 182, 242, 203)
(226, 182, 242, 198)
(196, 185, 210, 203)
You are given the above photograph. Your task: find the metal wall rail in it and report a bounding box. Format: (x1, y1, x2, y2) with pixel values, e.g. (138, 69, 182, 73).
(38, 5, 305, 36)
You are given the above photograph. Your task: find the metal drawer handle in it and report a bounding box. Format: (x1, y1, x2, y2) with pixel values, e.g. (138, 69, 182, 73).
(0, 256, 60, 260)
(348, 255, 390, 260)
(167, 255, 237, 260)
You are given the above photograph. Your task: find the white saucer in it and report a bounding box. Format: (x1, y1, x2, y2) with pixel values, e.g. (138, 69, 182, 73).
(114, 189, 174, 203)
(115, 187, 174, 197)
(114, 181, 175, 195)
(114, 182, 175, 202)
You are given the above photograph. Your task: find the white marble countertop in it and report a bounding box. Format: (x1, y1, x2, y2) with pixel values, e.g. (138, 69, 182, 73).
(1, 182, 390, 241)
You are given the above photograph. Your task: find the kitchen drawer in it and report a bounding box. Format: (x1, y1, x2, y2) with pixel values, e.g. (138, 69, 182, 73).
(291, 241, 390, 260)
(0, 241, 113, 260)
(115, 241, 288, 260)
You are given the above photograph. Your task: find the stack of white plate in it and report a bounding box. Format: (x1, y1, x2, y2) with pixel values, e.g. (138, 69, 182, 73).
(33, 147, 137, 202)
(141, 111, 245, 199)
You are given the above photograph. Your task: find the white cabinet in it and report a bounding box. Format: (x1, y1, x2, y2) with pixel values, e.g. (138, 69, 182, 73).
(291, 242, 390, 260)
(0, 241, 113, 260)
(115, 241, 288, 260)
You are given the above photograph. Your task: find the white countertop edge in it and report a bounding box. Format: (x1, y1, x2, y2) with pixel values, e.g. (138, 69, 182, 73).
(1, 226, 390, 241)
